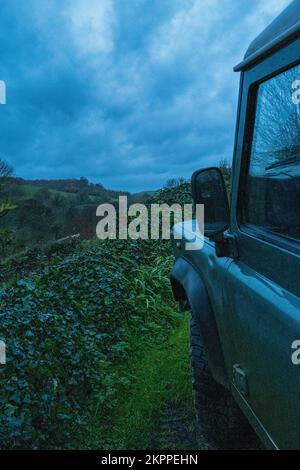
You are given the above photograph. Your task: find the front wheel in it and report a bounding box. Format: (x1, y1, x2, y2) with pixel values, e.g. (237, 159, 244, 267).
(190, 314, 250, 446)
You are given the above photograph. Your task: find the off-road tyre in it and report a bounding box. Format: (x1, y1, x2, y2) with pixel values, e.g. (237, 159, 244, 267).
(190, 313, 251, 446)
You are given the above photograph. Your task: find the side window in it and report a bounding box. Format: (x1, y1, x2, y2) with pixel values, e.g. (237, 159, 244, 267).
(243, 64, 300, 242)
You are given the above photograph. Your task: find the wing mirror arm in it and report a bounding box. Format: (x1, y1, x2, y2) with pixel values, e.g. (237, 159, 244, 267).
(212, 232, 239, 259)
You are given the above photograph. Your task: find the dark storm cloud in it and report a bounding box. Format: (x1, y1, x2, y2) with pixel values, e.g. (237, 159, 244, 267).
(0, 0, 290, 191)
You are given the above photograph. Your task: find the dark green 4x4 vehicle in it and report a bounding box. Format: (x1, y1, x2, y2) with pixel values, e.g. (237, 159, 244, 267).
(171, 0, 300, 450)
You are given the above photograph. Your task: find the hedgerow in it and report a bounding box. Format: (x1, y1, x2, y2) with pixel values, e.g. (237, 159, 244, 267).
(0, 237, 177, 449)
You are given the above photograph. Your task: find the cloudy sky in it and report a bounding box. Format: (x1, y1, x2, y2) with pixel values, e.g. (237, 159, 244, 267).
(0, 0, 291, 192)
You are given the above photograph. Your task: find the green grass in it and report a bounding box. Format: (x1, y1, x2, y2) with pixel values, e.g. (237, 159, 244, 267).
(15, 184, 108, 205)
(78, 251, 195, 450)
(84, 314, 193, 450)
(18, 184, 76, 200)
(18, 184, 40, 197)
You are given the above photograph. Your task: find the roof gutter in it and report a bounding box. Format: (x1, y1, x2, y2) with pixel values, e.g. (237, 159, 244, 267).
(234, 20, 300, 72)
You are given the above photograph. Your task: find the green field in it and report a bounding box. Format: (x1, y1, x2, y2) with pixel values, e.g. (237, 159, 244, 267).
(23, 185, 70, 197)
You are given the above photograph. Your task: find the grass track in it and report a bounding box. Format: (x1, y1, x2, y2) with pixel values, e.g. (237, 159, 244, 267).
(85, 315, 194, 450)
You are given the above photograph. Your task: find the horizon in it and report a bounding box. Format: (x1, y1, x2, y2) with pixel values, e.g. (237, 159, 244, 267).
(5, 173, 160, 195)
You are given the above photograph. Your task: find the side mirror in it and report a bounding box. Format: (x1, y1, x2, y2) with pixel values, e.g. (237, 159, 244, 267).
(191, 167, 230, 238)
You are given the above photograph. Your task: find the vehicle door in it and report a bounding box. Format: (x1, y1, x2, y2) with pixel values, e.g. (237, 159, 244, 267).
(226, 44, 300, 449)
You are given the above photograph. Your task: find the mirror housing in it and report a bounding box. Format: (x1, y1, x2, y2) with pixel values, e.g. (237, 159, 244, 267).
(191, 167, 230, 239)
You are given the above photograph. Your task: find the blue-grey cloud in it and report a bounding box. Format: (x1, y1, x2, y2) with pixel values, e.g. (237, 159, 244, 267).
(0, 0, 291, 191)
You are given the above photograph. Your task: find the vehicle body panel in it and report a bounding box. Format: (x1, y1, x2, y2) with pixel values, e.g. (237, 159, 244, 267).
(171, 7, 300, 450)
(235, 0, 300, 71)
(228, 33, 300, 450)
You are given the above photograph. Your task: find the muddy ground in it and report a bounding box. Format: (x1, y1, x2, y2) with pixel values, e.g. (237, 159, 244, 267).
(151, 404, 262, 450)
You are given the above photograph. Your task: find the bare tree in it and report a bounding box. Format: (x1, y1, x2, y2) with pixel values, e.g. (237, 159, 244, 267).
(219, 159, 232, 195)
(0, 156, 15, 218)
(0, 157, 13, 179)
(165, 178, 186, 189)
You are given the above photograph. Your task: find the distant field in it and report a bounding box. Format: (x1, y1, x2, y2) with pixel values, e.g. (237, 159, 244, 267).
(19, 184, 76, 200)
(4, 179, 156, 205)
(15, 184, 111, 205)
(18, 185, 156, 204)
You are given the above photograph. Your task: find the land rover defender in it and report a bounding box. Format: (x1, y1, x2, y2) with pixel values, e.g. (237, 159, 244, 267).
(170, 0, 300, 450)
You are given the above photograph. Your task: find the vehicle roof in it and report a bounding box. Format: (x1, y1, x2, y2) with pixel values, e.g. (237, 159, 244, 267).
(234, 0, 300, 72)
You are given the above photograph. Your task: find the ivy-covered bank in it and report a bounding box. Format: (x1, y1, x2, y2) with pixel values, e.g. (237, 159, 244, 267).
(0, 184, 193, 449)
(0, 239, 177, 448)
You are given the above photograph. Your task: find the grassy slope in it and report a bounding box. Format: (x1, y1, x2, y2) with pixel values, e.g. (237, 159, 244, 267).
(17, 184, 75, 200)
(10, 184, 106, 204)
